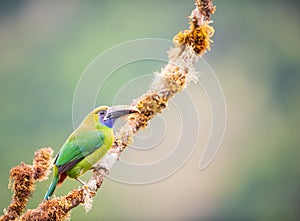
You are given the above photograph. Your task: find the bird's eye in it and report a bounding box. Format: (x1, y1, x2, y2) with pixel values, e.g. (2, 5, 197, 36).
(99, 110, 106, 116)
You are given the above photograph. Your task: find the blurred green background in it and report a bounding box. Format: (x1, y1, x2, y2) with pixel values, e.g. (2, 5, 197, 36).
(0, 0, 299, 220)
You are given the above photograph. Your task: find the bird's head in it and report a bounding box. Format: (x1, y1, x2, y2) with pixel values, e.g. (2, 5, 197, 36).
(94, 105, 140, 128)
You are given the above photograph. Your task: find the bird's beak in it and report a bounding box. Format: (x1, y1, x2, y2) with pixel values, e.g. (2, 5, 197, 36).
(104, 105, 140, 121)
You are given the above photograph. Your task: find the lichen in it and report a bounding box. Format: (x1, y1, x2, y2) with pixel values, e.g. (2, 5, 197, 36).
(0, 148, 53, 221)
(173, 0, 215, 56)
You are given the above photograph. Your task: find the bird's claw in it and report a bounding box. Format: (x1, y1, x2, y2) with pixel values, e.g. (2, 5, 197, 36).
(90, 165, 102, 170)
(77, 178, 97, 193)
(88, 186, 96, 194)
(75, 178, 87, 186)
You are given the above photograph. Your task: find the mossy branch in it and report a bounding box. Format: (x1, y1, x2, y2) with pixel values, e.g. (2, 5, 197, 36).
(0, 1, 216, 220)
(0, 148, 53, 221)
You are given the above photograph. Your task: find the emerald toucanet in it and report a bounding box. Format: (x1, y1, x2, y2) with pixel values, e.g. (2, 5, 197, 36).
(44, 105, 139, 200)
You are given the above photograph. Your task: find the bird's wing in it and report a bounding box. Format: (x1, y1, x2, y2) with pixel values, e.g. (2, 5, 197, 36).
(55, 130, 105, 174)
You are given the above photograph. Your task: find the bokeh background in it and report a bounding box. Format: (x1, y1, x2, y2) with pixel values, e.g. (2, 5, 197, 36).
(0, 0, 299, 220)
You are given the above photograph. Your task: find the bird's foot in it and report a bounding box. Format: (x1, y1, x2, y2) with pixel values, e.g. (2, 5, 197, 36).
(75, 178, 87, 186)
(90, 165, 101, 170)
(88, 186, 97, 194)
(76, 178, 97, 193)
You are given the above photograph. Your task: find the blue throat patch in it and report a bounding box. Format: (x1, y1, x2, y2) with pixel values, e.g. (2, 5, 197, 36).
(99, 114, 116, 128)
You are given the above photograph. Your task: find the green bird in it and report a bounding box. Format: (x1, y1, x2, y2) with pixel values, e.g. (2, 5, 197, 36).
(44, 105, 139, 200)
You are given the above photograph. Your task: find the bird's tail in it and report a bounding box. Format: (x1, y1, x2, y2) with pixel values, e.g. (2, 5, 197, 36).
(44, 165, 59, 200)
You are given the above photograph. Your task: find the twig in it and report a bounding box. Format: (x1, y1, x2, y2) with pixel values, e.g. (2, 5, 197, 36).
(1, 1, 216, 220)
(0, 148, 53, 221)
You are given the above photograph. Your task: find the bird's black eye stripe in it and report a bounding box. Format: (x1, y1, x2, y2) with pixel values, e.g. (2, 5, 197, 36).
(99, 110, 106, 115)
